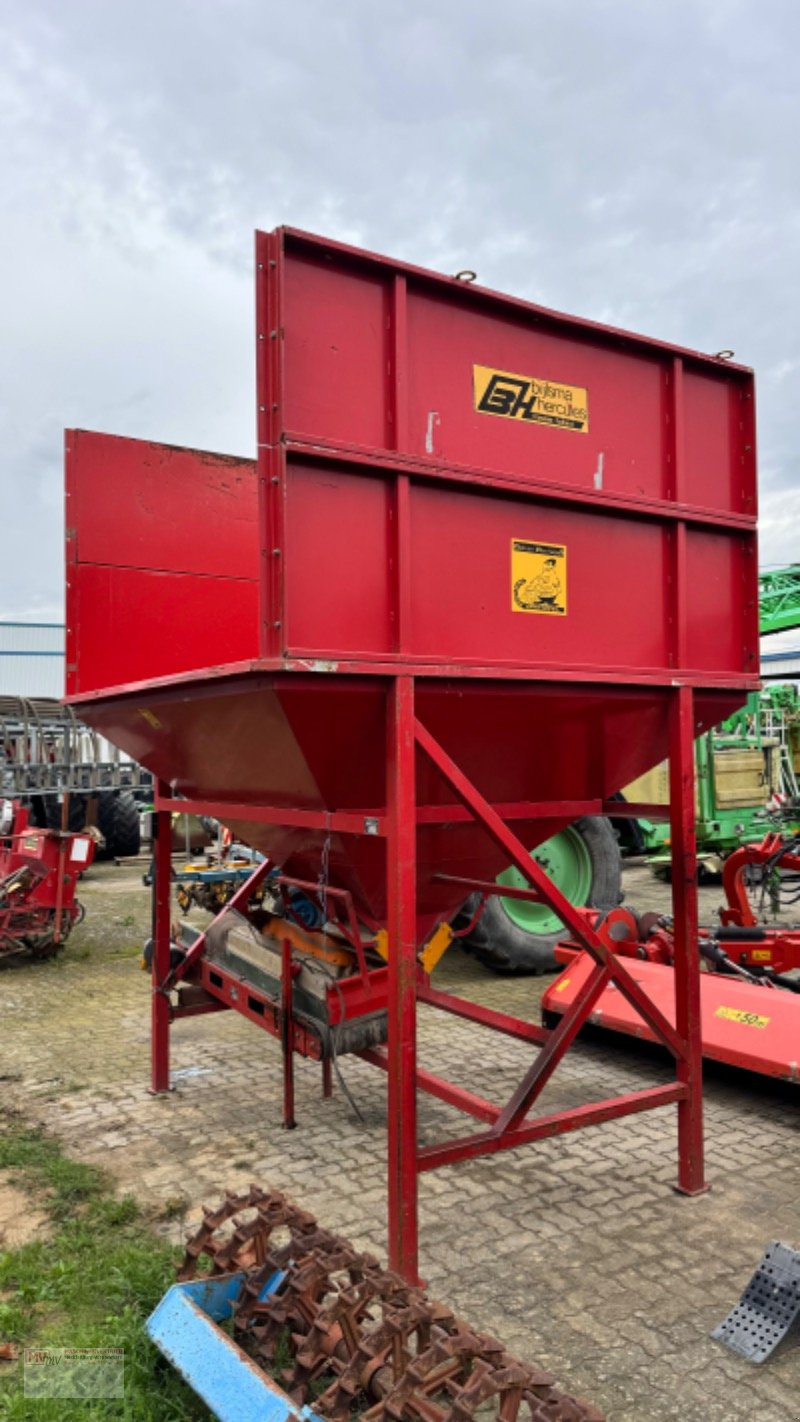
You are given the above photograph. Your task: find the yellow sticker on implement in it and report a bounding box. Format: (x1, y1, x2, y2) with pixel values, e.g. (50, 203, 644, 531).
(750, 949, 773, 962)
(714, 1006, 770, 1029)
(138, 708, 162, 730)
(554, 977, 571, 994)
(474, 364, 589, 433)
(511, 539, 567, 616)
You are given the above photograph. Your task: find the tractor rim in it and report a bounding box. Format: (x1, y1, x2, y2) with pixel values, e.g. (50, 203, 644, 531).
(497, 826, 592, 934)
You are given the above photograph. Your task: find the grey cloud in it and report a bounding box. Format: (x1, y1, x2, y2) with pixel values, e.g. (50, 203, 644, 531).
(1, 0, 799, 620)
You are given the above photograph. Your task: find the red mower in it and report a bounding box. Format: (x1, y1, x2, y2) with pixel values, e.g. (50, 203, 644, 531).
(0, 800, 94, 964)
(542, 833, 800, 1082)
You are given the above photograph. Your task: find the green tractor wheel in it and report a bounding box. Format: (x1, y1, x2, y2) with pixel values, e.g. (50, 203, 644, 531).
(457, 816, 621, 974)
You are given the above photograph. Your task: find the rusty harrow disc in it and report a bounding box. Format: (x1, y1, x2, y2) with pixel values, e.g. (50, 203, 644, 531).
(179, 1185, 604, 1422)
(177, 1184, 321, 1281)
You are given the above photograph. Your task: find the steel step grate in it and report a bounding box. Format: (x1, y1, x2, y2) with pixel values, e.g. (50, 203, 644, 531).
(712, 1241, 800, 1362)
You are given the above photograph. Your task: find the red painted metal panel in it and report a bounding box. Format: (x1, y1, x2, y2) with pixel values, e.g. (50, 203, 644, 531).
(68, 430, 257, 577)
(405, 288, 671, 498)
(684, 529, 759, 677)
(276, 229, 755, 519)
(283, 462, 392, 654)
(268, 229, 756, 681)
(682, 367, 756, 516)
(66, 431, 258, 696)
(282, 250, 391, 450)
(69, 565, 260, 695)
(280, 459, 754, 677)
(406, 482, 672, 669)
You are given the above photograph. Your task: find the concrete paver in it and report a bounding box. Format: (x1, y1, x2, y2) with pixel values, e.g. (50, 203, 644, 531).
(2, 860, 799, 1421)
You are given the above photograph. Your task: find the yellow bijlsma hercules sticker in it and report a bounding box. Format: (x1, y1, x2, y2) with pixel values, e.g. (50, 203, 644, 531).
(511, 540, 567, 615)
(474, 365, 588, 433)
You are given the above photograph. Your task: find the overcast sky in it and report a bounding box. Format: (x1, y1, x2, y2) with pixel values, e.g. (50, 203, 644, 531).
(1, 0, 798, 626)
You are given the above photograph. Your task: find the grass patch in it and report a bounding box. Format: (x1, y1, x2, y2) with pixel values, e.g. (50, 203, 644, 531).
(0, 1116, 209, 1419)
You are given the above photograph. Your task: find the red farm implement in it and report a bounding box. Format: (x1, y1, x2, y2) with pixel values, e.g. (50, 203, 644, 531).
(0, 800, 94, 963)
(542, 833, 800, 1080)
(65, 226, 759, 1283)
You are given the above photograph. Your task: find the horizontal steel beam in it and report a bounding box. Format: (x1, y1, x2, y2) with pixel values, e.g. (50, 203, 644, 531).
(415, 799, 600, 824)
(284, 434, 756, 533)
(602, 801, 671, 820)
(433, 873, 543, 902)
(417, 981, 548, 1043)
(359, 1045, 500, 1125)
(417, 1083, 687, 1171)
(156, 796, 604, 834)
(155, 796, 384, 836)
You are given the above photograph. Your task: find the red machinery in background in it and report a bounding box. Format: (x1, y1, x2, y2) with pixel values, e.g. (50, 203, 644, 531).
(64, 226, 759, 1283)
(543, 834, 800, 1080)
(0, 799, 94, 963)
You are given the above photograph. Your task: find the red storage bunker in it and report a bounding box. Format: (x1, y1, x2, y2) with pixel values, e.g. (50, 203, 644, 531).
(66, 228, 759, 1279)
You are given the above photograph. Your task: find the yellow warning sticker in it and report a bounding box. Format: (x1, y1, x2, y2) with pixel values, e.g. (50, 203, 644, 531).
(554, 977, 571, 994)
(138, 708, 162, 730)
(511, 539, 567, 616)
(714, 1006, 770, 1029)
(474, 364, 589, 433)
(750, 949, 773, 962)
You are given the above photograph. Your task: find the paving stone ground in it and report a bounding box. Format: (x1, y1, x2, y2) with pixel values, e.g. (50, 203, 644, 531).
(2, 859, 800, 1421)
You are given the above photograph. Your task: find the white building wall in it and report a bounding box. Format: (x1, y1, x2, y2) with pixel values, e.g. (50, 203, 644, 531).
(0, 623, 64, 698)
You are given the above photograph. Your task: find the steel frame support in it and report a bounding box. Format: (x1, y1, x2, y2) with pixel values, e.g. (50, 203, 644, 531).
(669, 685, 707, 1194)
(372, 693, 707, 1281)
(148, 680, 707, 1282)
(150, 781, 173, 1094)
(281, 939, 297, 1130)
(386, 676, 419, 1281)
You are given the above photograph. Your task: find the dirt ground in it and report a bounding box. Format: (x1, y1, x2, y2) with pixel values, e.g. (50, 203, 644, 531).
(0, 1177, 49, 1249)
(2, 857, 800, 1422)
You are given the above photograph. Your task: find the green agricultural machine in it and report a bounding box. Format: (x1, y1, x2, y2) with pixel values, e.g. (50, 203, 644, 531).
(636, 684, 800, 876)
(461, 565, 800, 971)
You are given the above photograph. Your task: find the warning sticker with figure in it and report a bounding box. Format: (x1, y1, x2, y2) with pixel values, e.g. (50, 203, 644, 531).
(511, 539, 567, 615)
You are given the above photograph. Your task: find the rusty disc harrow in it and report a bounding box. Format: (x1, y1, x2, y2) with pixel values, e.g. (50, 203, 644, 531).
(179, 1185, 604, 1422)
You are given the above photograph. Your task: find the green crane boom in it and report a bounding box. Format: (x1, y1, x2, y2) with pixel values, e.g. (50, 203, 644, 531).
(759, 565, 800, 637)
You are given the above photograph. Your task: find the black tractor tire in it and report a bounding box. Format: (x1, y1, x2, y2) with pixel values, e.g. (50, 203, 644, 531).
(458, 816, 622, 975)
(97, 792, 141, 858)
(45, 795, 87, 833)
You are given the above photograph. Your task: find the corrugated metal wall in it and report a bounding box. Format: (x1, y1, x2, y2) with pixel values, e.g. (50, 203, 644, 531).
(0, 623, 64, 697)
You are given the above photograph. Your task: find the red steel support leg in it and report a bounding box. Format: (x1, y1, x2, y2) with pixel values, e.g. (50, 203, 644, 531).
(669, 685, 707, 1195)
(52, 791, 70, 944)
(387, 676, 419, 1283)
(281, 939, 297, 1130)
(150, 788, 173, 1094)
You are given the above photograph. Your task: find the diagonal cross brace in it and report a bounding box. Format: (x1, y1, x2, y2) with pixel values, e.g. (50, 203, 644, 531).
(413, 715, 685, 1065)
(493, 958, 611, 1133)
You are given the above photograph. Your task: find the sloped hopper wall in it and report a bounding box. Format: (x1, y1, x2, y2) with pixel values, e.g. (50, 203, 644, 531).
(79, 675, 742, 931)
